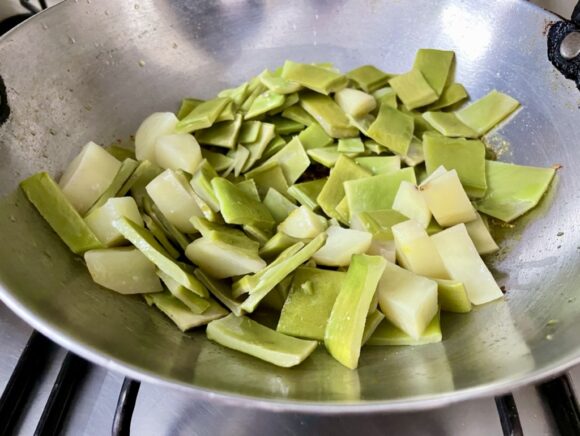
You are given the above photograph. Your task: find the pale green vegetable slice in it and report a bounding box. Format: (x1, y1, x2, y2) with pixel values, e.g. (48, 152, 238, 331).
(242, 123, 276, 172)
(278, 206, 327, 239)
(422, 111, 479, 138)
(243, 224, 272, 245)
(190, 160, 219, 212)
(269, 116, 305, 135)
(423, 133, 487, 198)
(298, 123, 333, 149)
(157, 270, 210, 313)
(259, 135, 286, 161)
(344, 168, 417, 221)
(317, 155, 371, 220)
(259, 232, 303, 260)
(455, 90, 520, 136)
(346, 65, 392, 92)
(246, 162, 289, 198)
(435, 279, 472, 313)
(268, 92, 299, 115)
(281, 105, 316, 126)
(59, 141, 122, 214)
(185, 236, 266, 279)
(392, 181, 432, 228)
(85, 197, 143, 247)
(238, 121, 262, 144)
(354, 156, 400, 175)
(106, 144, 135, 161)
(195, 114, 243, 149)
(334, 88, 376, 117)
(240, 234, 327, 312)
(248, 137, 309, 185)
(413, 49, 455, 96)
(300, 92, 358, 138)
(240, 82, 266, 113)
(150, 293, 227, 332)
(307, 147, 341, 168)
(190, 216, 260, 251)
(112, 217, 208, 297)
(85, 247, 162, 294)
(431, 223, 503, 305)
(366, 104, 414, 155)
(402, 136, 424, 167)
(142, 214, 180, 259)
(177, 98, 203, 120)
(281, 60, 347, 95)
(20, 172, 102, 254)
(201, 149, 232, 172)
(392, 220, 449, 279)
(325, 254, 387, 369)
(194, 269, 245, 316)
(377, 261, 438, 339)
(214, 100, 236, 122)
(372, 87, 397, 108)
(426, 83, 468, 111)
(154, 133, 203, 175)
(135, 113, 179, 162)
(277, 267, 345, 340)
(211, 177, 275, 230)
(420, 168, 477, 226)
(258, 69, 302, 94)
(144, 198, 191, 251)
(475, 160, 555, 222)
(351, 209, 408, 237)
(176, 97, 231, 133)
(287, 178, 327, 210)
(464, 213, 499, 255)
(146, 169, 202, 233)
(207, 314, 317, 367)
(388, 69, 438, 110)
(361, 310, 385, 345)
(337, 137, 364, 153)
(245, 91, 286, 119)
(334, 197, 351, 224)
(367, 312, 441, 346)
(346, 113, 374, 137)
(313, 226, 372, 267)
(263, 188, 298, 223)
(85, 158, 139, 215)
(218, 81, 250, 106)
(223, 145, 250, 178)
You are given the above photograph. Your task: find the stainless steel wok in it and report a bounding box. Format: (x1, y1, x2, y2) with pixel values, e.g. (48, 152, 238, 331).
(0, 0, 579, 412)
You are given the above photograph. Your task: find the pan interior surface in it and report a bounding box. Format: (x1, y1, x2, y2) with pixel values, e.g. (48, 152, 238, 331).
(0, 0, 579, 411)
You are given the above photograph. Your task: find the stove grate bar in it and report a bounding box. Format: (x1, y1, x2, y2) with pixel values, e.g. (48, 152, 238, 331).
(537, 374, 580, 436)
(112, 378, 141, 436)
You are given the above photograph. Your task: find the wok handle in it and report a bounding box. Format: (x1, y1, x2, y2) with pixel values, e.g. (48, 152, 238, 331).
(547, 1, 580, 90)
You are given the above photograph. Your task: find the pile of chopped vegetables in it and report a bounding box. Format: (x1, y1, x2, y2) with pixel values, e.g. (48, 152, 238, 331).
(20, 49, 556, 369)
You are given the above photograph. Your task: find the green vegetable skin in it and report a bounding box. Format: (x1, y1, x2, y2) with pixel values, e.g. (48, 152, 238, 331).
(21, 52, 558, 370)
(325, 254, 387, 369)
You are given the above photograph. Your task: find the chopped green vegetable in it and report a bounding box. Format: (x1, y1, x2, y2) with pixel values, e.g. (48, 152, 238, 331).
(20, 172, 102, 254)
(194, 269, 245, 316)
(312, 225, 372, 267)
(307, 147, 341, 168)
(367, 312, 441, 346)
(426, 83, 468, 111)
(84, 158, 138, 215)
(464, 213, 499, 255)
(300, 92, 358, 138)
(298, 123, 333, 149)
(201, 149, 232, 172)
(249, 137, 309, 185)
(337, 137, 364, 153)
(258, 69, 302, 94)
(367, 104, 414, 155)
(150, 293, 227, 332)
(157, 269, 210, 313)
(263, 188, 298, 223)
(85, 197, 143, 247)
(142, 214, 180, 259)
(177, 98, 203, 120)
(277, 267, 345, 340)
(218, 81, 250, 106)
(372, 87, 398, 108)
(281, 105, 316, 126)
(325, 254, 387, 369)
(269, 116, 305, 136)
(190, 160, 219, 211)
(413, 49, 455, 96)
(354, 156, 400, 175)
(238, 121, 262, 144)
(455, 90, 520, 136)
(389, 69, 438, 110)
(287, 178, 327, 210)
(242, 123, 276, 172)
(392, 181, 431, 228)
(245, 91, 286, 119)
(361, 310, 385, 345)
(422, 111, 478, 138)
(435, 279, 472, 313)
(259, 232, 303, 259)
(282, 60, 347, 95)
(475, 160, 555, 222)
(207, 314, 317, 367)
(423, 133, 487, 198)
(176, 97, 231, 133)
(195, 114, 243, 149)
(346, 65, 392, 92)
(334, 88, 376, 117)
(278, 206, 327, 239)
(246, 162, 289, 198)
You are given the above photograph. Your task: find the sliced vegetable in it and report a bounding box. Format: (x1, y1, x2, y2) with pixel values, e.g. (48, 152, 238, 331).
(157, 269, 210, 313)
(422, 111, 478, 138)
(435, 279, 472, 313)
(388, 69, 438, 110)
(426, 83, 468, 111)
(367, 312, 441, 346)
(242, 123, 276, 172)
(455, 90, 520, 136)
(287, 178, 327, 210)
(366, 104, 414, 155)
(194, 269, 245, 316)
(307, 147, 341, 168)
(313, 225, 372, 267)
(297, 123, 333, 149)
(150, 293, 227, 332)
(263, 188, 298, 223)
(278, 206, 327, 239)
(337, 137, 364, 153)
(207, 314, 317, 367)
(176, 97, 231, 133)
(281, 105, 316, 126)
(245, 91, 286, 119)
(392, 181, 431, 228)
(354, 156, 400, 175)
(346, 65, 392, 92)
(135, 112, 178, 162)
(300, 92, 358, 138)
(85, 197, 143, 247)
(464, 213, 499, 255)
(246, 162, 289, 199)
(334, 88, 376, 117)
(413, 49, 455, 96)
(195, 114, 243, 149)
(258, 69, 302, 94)
(281, 60, 347, 95)
(361, 310, 386, 345)
(238, 120, 262, 144)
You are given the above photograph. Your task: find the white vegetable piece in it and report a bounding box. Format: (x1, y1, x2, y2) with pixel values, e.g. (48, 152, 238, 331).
(431, 224, 503, 305)
(420, 168, 477, 226)
(85, 247, 162, 294)
(377, 261, 438, 339)
(392, 220, 449, 279)
(145, 169, 203, 233)
(135, 112, 178, 163)
(392, 181, 432, 228)
(59, 141, 121, 214)
(420, 164, 447, 185)
(85, 197, 143, 247)
(465, 213, 499, 255)
(278, 206, 327, 239)
(334, 88, 377, 117)
(367, 238, 396, 264)
(185, 237, 266, 279)
(313, 226, 372, 266)
(154, 133, 202, 175)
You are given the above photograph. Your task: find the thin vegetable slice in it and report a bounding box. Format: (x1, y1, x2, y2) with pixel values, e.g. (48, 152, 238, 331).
(300, 92, 358, 138)
(194, 269, 245, 316)
(435, 279, 472, 313)
(245, 91, 286, 119)
(258, 69, 302, 94)
(176, 97, 231, 133)
(298, 123, 333, 149)
(334, 88, 376, 117)
(346, 65, 392, 92)
(367, 312, 441, 346)
(85, 197, 143, 247)
(149, 293, 227, 332)
(426, 83, 468, 111)
(388, 70, 438, 110)
(354, 156, 400, 175)
(85, 158, 139, 215)
(278, 206, 327, 239)
(392, 181, 431, 228)
(366, 104, 414, 155)
(455, 90, 520, 136)
(312, 226, 372, 267)
(195, 114, 243, 149)
(207, 314, 317, 368)
(325, 254, 387, 369)
(464, 213, 499, 255)
(281, 60, 347, 95)
(422, 111, 478, 138)
(361, 310, 386, 345)
(413, 49, 455, 96)
(135, 113, 179, 162)
(263, 188, 298, 223)
(157, 269, 210, 313)
(287, 178, 327, 210)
